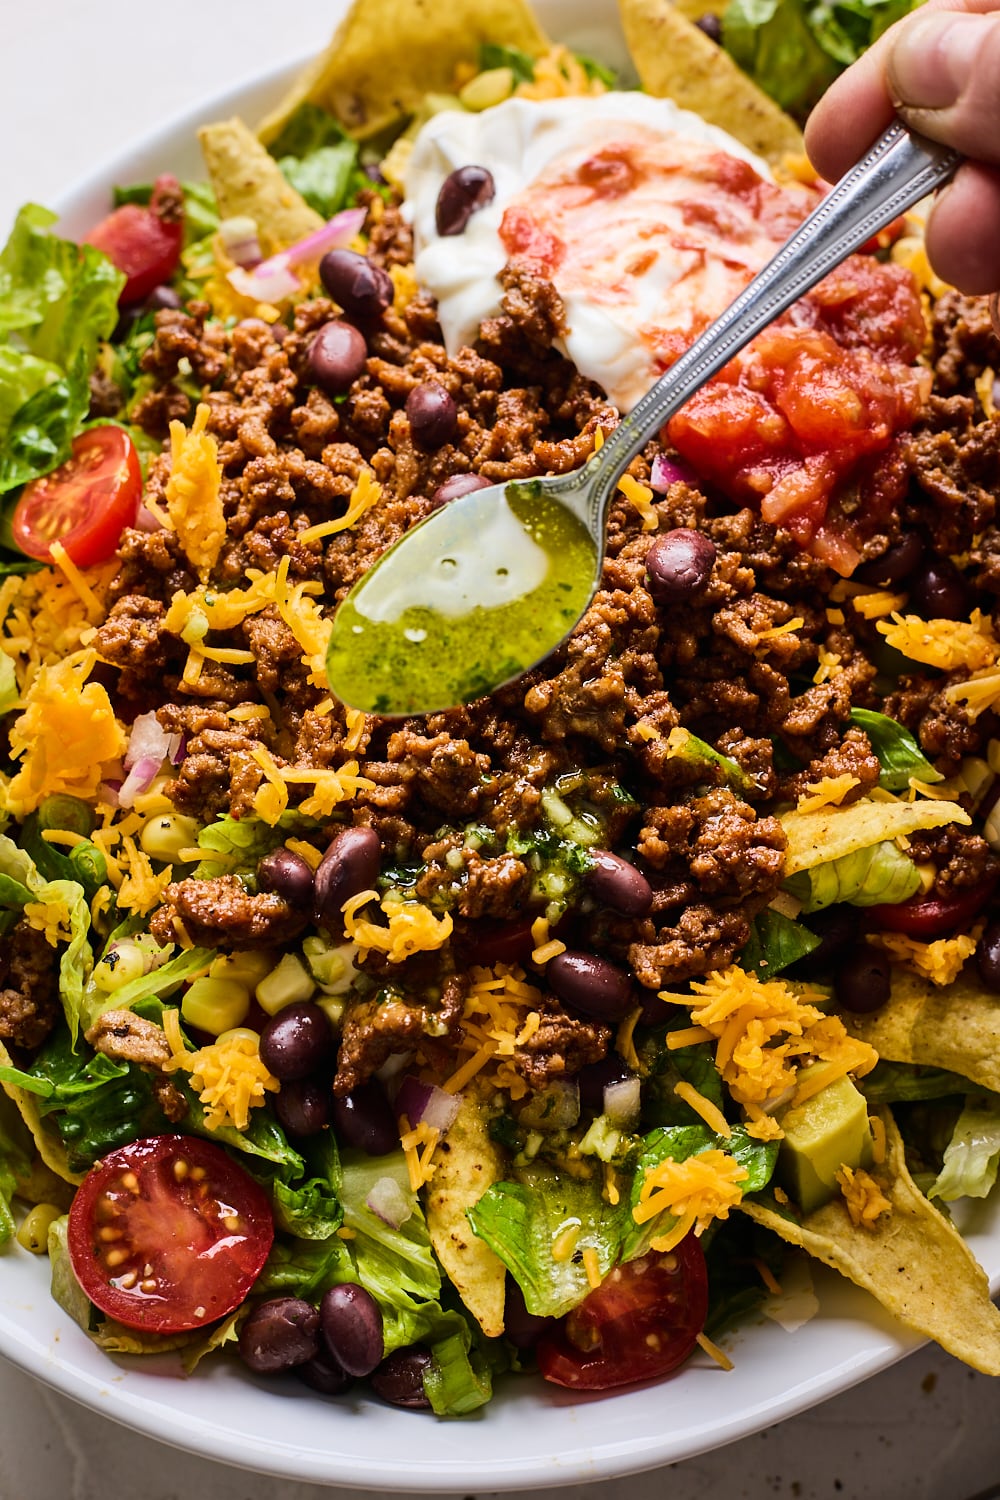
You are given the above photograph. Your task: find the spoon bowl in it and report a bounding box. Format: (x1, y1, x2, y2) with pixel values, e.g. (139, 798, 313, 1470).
(326, 120, 960, 716)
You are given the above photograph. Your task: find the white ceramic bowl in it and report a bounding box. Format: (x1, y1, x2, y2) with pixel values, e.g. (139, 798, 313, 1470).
(3, 0, 999, 1488)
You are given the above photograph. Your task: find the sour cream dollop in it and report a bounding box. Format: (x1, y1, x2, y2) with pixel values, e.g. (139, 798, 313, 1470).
(405, 92, 811, 412)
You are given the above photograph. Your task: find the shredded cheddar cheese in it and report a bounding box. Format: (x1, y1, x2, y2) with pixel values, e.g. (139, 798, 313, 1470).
(163, 1014, 278, 1132)
(674, 1080, 731, 1138)
(341, 889, 453, 964)
(165, 404, 225, 575)
(795, 773, 860, 813)
(868, 929, 977, 986)
(851, 589, 907, 621)
(617, 473, 658, 532)
(837, 1164, 892, 1229)
(876, 609, 998, 671)
(299, 470, 381, 543)
(633, 1149, 748, 1251)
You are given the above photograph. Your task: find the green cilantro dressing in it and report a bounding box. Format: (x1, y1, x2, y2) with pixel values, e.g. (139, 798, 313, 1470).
(325, 483, 598, 715)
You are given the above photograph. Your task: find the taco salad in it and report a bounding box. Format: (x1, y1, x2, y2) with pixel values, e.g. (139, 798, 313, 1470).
(5, 0, 1000, 1419)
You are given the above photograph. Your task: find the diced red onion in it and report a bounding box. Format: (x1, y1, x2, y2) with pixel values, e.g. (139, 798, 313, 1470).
(366, 1174, 413, 1230)
(603, 1076, 641, 1127)
(394, 1076, 462, 1135)
(171, 732, 187, 766)
(125, 711, 178, 770)
(134, 502, 165, 533)
(649, 452, 698, 494)
(98, 780, 122, 809)
(219, 215, 263, 269)
(118, 755, 162, 809)
(227, 206, 367, 304)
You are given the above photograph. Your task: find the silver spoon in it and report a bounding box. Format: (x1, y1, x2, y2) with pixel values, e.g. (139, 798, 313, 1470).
(325, 120, 960, 717)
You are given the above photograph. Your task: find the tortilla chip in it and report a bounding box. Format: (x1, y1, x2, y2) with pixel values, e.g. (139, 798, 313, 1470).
(0, 1038, 82, 1187)
(843, 968, 1000, 1095)
(780, 798, 970, 876)
(617, 0, 803, 164)
(258, 0, 550, 143)
(198, 118, 323, 255)
(426, 1094, 507, 1337)
(742, 1109, 1000, 1374)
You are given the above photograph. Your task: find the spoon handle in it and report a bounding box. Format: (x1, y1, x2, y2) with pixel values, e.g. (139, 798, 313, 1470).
(574, 120, 961, 527)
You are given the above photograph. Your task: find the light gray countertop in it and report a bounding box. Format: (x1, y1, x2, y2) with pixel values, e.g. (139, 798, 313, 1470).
(2, 5, 1000, 1497)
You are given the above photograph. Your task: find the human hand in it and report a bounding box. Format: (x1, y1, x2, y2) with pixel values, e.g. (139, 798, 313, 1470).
(805, 0, 1000, 292)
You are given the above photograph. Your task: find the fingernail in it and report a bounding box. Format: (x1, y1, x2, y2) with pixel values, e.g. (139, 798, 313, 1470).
(889, 11, 983, 108)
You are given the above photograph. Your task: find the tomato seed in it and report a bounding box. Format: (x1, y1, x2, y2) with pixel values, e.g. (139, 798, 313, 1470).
(224, 1215, 240, 1232)
(173, 1159, 189, 1181)
(121, 1172, 139, 1192)
(140, 1279, 157, 1293)
(191, 1167, 206, 1182)
(194, 1305, 206, 1319)
(143, 1262, 153, 1276)
(99, 1227, 121, 1242)
(119, 1272, 138, 1289)
(106, 1249, 128, 1267)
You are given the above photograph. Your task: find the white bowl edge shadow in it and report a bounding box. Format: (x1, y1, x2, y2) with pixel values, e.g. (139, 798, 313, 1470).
(5, 3, 1000, 1489)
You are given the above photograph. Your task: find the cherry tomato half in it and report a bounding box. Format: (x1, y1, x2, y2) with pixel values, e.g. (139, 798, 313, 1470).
(68, 1135, 274, 1333)
(536, 1237, 708, 1391)
(13, 426, 141, 568)
(867, 874, 999, 940)
(86, 174, 184, 305)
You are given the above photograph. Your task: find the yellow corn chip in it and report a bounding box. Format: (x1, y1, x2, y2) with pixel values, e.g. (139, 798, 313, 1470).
(780, 797, 970, 875)
(843, 967, 1000, 1095)
(198, 117, 323, 255)
(426, 1093, 507, 1337)
(742, 1108, 1000, 1374)
(258, 0, 550, 143)
(617, 0, 803, 164)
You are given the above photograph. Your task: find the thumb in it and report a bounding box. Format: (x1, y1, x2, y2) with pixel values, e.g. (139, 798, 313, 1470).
(888, 8, 1000, 161)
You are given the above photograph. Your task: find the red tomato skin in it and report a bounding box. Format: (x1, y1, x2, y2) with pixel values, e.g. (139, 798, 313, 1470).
(12, 426, 141, 568)
(68, 1135, 274, 1334)
(867, 876, 999, 940)
(86, 174, 183, 305)
(536, 1237, 709, 1391)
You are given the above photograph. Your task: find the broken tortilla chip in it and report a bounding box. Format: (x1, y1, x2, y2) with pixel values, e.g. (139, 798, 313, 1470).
(617, 0, 803, 164)
(426, 1093, 507, 1338)
(742, 1108, 1000, 1375)
(842, 967, 1000, 1096)
(258, 0, 549, 143)
(780, 796, 970, 876)
(198, 118, 323, 255)
(0, 1038, 82, 1187)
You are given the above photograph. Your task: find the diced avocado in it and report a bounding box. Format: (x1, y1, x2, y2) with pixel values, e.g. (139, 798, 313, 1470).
(776, 1067, 873, 1215)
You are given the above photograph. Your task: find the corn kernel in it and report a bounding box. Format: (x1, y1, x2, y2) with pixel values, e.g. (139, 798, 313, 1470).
(256, 953, 315, 1015)
(459, 65, 514, 110)
(139, 813, 201, 864)
(209, 949, 275, 989)
(92, 939, 148, 993)
(181, 976, 251, 1036)
(315, 994, 346, 1030)
(16, 1203, 64, 1254)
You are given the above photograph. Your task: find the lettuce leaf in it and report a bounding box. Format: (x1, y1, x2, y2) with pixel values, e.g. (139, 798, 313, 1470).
(194, 810, 320, 879)
(930, 1099, 1000, 1201)
(266, 103, 362, 221)
(849, 708, 942, 791)
(0, 205, 124, 501)
(861, 1060, 978, 1104)
(0, 1093, 34, 1247)
(788, 839, 920, 913)
(80, 944, 214, 1032)
(739, 907, 821, 978)
(0, 833, 93, 1043)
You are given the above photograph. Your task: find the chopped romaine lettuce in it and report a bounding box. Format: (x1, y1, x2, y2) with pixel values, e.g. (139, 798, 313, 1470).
(739, 907, 821, 978)
(0, 205, 124, 505)
(194, 810, 320, 879)
(849, 707, 942, 791)
(478, 41, 537, 82)
(930, 1099, 1000, 1201)
(787, 839, 920, 913)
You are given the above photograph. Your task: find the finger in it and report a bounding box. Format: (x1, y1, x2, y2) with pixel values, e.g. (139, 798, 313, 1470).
(923, 161, 1000, 291)
(888, 8, 1000, 160)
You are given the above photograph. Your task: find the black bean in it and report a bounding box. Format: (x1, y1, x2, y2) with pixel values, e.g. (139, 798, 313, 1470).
(331, 1077, 398, 1156)
(319, 248, 393, 320)
(694, 11, 723, 41)
(504, 1279, 554, 1350)
(406, 382, 458, 449)
(577, 1055, 636, 1115)
(909, 557, 971, 621)
(320, 1283, 384, 1377)
(257, 847, 315, 907)
(260, 1003, 335, 1082)
(275, 1077, 333, 1137)
(308, 320, 368, 395)
(546, 950, 635, 1023)
(790, 905, 858, 978)
(147, 284, 183, 311)
(430, 472, 493, 510)
(586, 850, 653, 916)
(296, 1349, 353, 1396)
(370, 1345, 433, 1409)
(834, 949, 892, 1013)
(238, 1297, 320, 1374)
(977, 920, 1000, 992)
(853, 531, 923, 588)
(314, 825, 381, 928)
(645, 528, 717, 601)
(435, 165, 496, 237)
